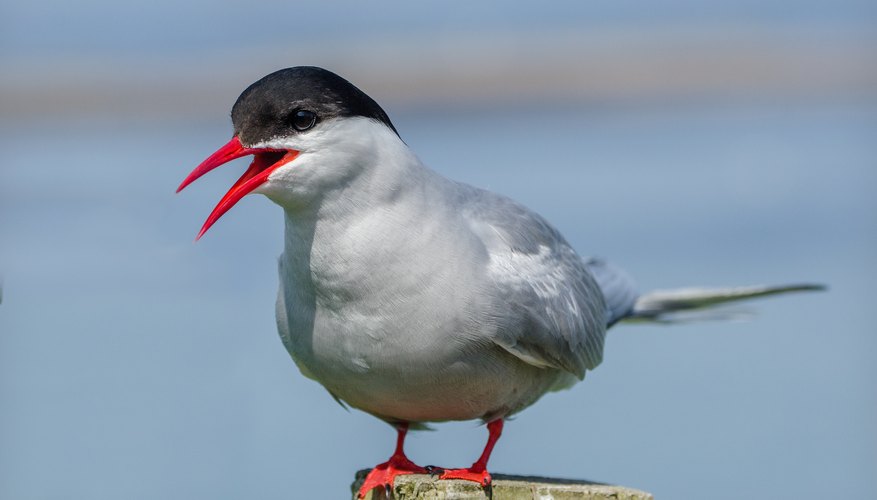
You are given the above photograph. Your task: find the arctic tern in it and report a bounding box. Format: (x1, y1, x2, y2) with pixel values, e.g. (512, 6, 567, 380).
(177, 66, 823, 498)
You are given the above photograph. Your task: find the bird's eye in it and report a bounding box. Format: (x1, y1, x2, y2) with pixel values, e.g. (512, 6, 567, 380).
(291, 110, 317, 131)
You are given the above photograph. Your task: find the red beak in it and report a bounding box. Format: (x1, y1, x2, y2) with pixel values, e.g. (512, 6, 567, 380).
(177, 136, 299, 239)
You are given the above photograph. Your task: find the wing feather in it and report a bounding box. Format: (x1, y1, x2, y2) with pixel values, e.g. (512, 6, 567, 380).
(460, 187, 607, 378)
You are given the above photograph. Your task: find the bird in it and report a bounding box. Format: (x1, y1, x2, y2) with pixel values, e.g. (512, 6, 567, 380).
(177, 66, 823, 498)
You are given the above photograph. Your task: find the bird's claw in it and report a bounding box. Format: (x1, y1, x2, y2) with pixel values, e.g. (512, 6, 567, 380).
(424, 465, 444, 477)
(357, 454, 429, 498)
(439, 466, 493, 488)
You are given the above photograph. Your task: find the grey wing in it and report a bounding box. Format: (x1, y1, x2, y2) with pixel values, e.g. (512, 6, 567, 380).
(461, 187, 607, 379)
(584, 258, 639, 326)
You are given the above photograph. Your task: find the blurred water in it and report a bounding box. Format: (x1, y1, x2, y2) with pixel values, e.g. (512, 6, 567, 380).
(3, 0, 874, 57)
(0, 101, 875, 499)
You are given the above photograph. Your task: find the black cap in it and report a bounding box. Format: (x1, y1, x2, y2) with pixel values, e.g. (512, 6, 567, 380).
(230, 66, 398, 146)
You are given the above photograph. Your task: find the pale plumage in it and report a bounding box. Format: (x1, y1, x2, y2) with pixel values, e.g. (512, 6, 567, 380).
(269, 116, 605, 423)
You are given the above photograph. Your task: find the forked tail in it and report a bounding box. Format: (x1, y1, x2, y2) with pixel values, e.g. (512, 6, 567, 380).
(584, 258, 826, 326)
(622, 283, 826, 323)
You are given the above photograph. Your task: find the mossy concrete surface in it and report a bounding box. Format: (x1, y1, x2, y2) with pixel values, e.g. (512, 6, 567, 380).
(352, 470, 653, 500)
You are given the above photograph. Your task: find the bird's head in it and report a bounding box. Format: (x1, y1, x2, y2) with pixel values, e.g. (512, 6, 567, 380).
(177, 66, 399, 239)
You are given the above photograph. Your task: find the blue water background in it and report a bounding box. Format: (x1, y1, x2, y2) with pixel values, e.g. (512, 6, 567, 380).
(2, 0, 876, 497)
(1, 100, 874, 499)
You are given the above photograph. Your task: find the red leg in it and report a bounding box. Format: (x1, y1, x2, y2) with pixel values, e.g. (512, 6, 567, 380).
(439, 419, 504, 487)
(357, 423, 428, 498)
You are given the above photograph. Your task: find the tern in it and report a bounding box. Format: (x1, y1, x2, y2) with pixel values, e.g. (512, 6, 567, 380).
(178, 66, 823, 498)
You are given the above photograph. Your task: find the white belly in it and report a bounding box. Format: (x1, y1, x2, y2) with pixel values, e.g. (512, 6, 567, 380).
(274, 248, 566, 423)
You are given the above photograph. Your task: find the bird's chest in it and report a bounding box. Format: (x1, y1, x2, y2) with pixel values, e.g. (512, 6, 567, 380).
(275, 214, 477, 389)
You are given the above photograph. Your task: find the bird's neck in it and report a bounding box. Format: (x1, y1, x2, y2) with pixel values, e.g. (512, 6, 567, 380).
(277, 131, 453, 291)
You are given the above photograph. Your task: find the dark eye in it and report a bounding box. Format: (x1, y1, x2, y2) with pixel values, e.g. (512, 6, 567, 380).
(291, 110, 317, 131)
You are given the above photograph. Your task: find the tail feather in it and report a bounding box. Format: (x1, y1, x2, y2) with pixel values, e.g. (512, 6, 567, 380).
(623, 283, 826, 323)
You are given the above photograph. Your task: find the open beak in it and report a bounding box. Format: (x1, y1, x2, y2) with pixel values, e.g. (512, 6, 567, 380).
(177, 136, 299, 239)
